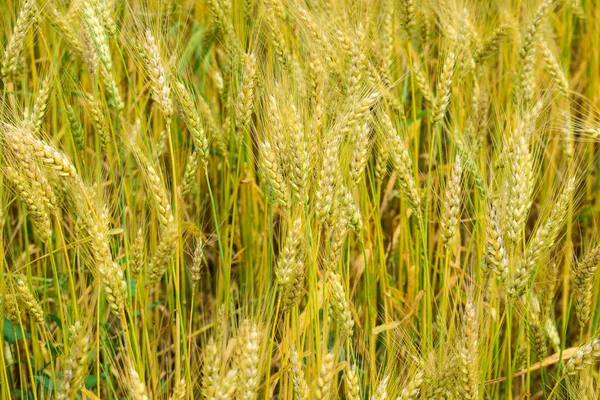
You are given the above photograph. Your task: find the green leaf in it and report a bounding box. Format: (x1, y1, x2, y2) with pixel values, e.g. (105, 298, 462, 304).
(34, 374, 54, 390)
(133, 300, 164, 318)
(85, 373, 106, 389)
(128, 278, 137, 298)
(47, 314, 62, 330)
(4, 318, 31, 343)
(407, 109, 428, 125)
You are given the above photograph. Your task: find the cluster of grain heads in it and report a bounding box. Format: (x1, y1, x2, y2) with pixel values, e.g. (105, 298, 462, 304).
(3, 123, 129, 321)
(2, 0, 600, 397)
(202, 333, 241, 400)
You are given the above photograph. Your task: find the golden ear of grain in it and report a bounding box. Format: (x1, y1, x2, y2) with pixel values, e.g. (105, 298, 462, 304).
(202, 338, 220, 398)
(66, 105, 85, 150)
(169, 379, 186, 400)
(129, 367, 149, 400)
(344, 365, 360, 400)
(327, 271, 354, 339)
(84, 92, 110, 148)
(572, 244, 600, 330)
(2, 0, 37, 78)
(259, 139, 289, 206)
(397, 369, 424, 400)
(234, 319, 262, 400)
(565, 338, 600, 375)
(432, 50, 455, 124)
(13, 278, 44, 326)
(144, 29, 172, 117)
(57, 322, 91, 400)
(383, 111, 422, 221)
(290, 347, 310, 400)
(314, 352, 336, 400)
(518, 0, 554, 105)
(276, 217, 305, 309)
(440, 154, 463, 246)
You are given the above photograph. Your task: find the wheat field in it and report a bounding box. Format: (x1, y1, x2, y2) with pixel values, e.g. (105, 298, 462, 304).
(1, 0, 600, 398)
